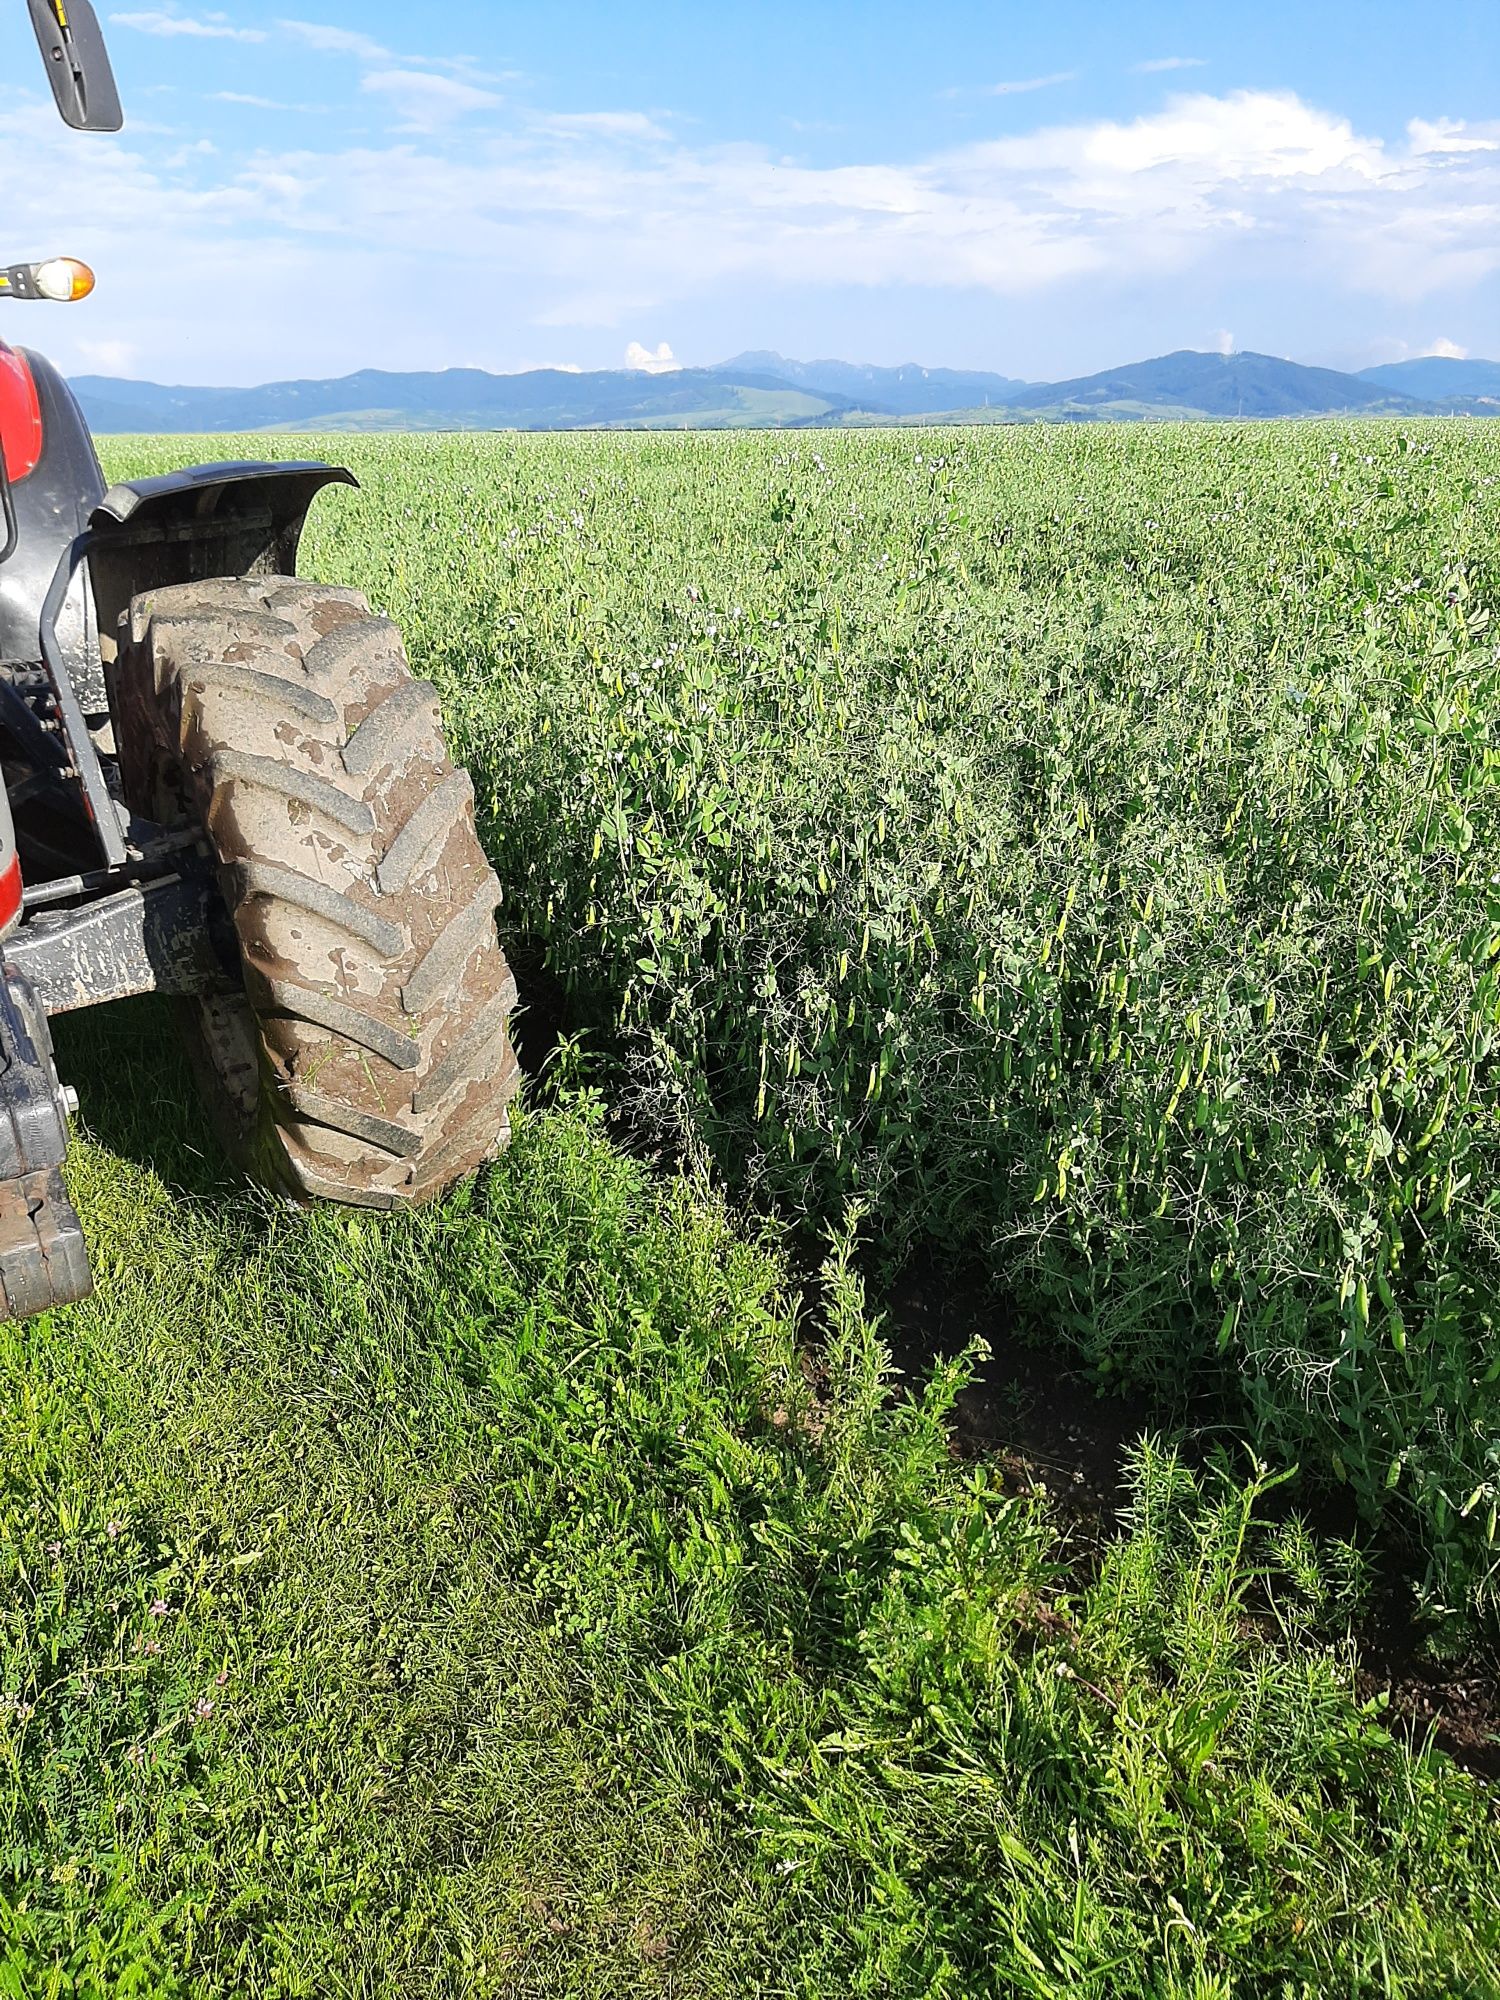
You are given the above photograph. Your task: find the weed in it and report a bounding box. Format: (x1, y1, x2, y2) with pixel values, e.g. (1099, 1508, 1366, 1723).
(0, 1024, 1496, 1994)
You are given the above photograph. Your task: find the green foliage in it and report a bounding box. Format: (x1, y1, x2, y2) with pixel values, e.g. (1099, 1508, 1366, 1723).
(114, 416, 1489, 1629)
(1, 1035, 1497, 1995)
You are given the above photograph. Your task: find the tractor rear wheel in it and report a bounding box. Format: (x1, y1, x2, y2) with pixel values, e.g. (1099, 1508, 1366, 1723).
(114, 576, 520, 1208)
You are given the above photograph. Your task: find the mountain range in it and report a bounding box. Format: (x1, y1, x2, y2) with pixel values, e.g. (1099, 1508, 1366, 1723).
(68, 348, 1500, 435)
(713, 351, 1031, 414)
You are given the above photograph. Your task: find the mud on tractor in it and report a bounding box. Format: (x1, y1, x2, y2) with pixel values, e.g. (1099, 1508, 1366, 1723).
(0, 2, 521, 1317)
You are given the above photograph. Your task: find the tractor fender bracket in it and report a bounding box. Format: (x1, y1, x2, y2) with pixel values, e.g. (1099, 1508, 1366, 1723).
(4, 871, 232, 1017)
(86, 461, 357, 659)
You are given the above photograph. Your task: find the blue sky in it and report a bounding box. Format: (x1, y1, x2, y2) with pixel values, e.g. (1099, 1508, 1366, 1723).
(1, 0, 1496, 384)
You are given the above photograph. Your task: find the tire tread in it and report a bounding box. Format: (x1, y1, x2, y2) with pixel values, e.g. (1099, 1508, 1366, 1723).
(116, 575, 519, 1207)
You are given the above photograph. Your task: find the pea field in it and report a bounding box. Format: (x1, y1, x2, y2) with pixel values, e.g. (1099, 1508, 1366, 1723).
(236, 418, 1500, 1622)
(3, 422, 1500, 1996)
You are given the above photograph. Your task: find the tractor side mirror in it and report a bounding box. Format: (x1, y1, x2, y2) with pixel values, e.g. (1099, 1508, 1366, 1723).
(28, 0, 123, 131)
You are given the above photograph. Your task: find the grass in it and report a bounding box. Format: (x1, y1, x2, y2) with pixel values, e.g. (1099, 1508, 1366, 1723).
(1, 1000, 1498, 1996)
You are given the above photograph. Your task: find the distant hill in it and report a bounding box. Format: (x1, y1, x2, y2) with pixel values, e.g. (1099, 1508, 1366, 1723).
(69, 346, 1500, 435)
(713, 351, 1032, 415)
(1357, 357, 1500, 405)
(997, 350, 1434, 421)
(69, 365, 861, 434)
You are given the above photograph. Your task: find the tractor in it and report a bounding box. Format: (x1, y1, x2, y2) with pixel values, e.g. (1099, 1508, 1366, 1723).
(0, 1, 521, 1317)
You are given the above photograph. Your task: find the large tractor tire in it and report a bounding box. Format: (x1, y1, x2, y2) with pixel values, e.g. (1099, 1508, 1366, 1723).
(114, 576, 520, 1209)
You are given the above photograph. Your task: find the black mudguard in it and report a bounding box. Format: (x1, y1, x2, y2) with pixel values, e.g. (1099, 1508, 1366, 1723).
(49, 457, 355, 870)
(87, 461, 357, 660)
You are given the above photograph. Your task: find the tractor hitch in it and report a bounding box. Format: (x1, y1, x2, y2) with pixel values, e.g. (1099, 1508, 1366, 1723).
(0, 971, 88, 1316)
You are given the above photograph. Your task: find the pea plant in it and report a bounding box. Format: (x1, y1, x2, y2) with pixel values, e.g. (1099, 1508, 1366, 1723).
(128, 419, 1500, 1628)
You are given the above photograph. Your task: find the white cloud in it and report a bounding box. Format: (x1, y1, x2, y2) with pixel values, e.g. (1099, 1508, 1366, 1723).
(360, 69, 504, 125)
(1132, 57, 1206, 74)
(544, 112, 670, 141)
(111, 9, 264, 40)
(108, 96, 1500, 310)
(7, 84, 1500, 381)
(987, 90, 1382, 179)
(277, 19, 389, 61)
(345, 91, 1489, 314)
(211, 91, 318, 111)
(1424, 336, 1469, 357)
(276, 19, 511, 84)
(984, 73, 1076, 97)
(625, 341, 680, 373)
(1408, 116, 1500, 156)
